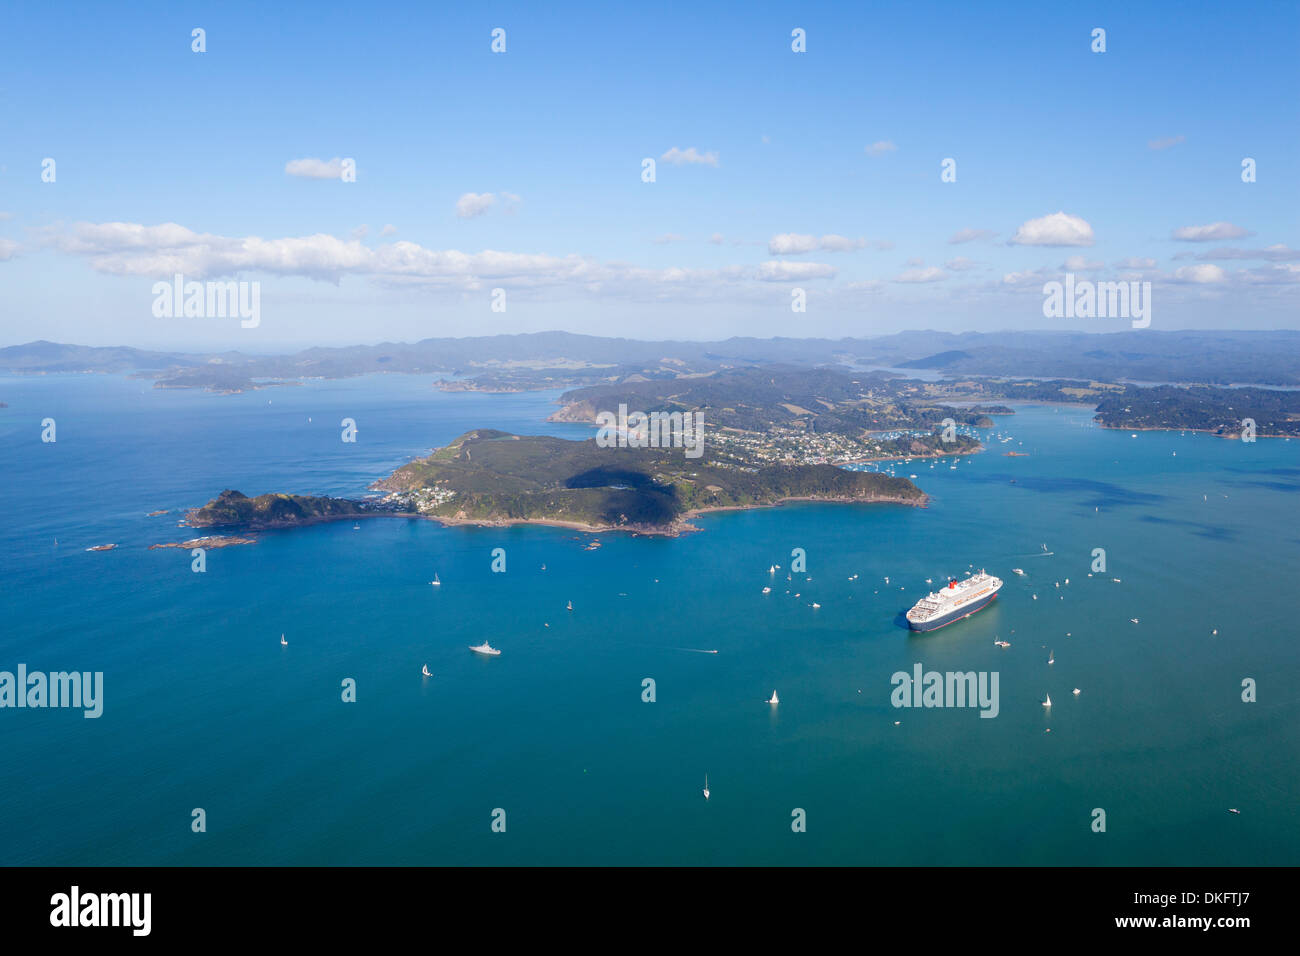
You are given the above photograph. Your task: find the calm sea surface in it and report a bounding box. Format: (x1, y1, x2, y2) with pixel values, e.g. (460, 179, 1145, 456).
(1, 373, 1296, 865)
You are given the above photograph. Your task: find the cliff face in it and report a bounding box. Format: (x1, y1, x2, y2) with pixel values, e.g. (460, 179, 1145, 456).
(545, 400, 598, 423)
(186, 490, 368, 529)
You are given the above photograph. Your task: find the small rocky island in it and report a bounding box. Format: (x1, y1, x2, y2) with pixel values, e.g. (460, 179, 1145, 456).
(187, 428, 930, 537)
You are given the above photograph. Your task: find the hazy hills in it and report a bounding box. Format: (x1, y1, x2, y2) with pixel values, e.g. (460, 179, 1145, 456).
(3, 329, 1299, 386)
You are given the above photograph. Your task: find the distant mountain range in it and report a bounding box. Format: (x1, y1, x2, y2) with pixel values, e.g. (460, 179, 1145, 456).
(3, 329, 1300, 387)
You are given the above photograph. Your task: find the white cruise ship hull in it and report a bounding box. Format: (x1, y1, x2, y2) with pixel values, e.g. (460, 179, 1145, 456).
(907, 590, 999, 631)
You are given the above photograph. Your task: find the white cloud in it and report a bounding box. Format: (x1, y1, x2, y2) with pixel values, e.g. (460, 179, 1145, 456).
(864, 141, 897, 156)
(1001, 267, 1053, 287)
(1172, 222, 1251, 242)
(894, 267, 946, 283)
(1237, 263, 1300, 285)
(948, 227, 996, 244)
(1173, 264, 1227, 283)
(351, 225, 369, 240)
(756, 260, 835, 281)
(708, 232, 724, 245)
(1062, 255, 1104, 271)
(768, 233, 866, 255)
(768, 234, 818, 255)
(456, 193, 496, 219)
(653, 233, 686, 244)
(1148, 135, 1185, 151)
(1196, 244, 1300, 262)
(0, 211, 12, 221)
(285, 157, 348, 179)
(944, 257, 978, 271)
(818, 234, 866, 252)
(46, 221, 840, 298)
(660, 147, 719, 167)
(0, 238, 18, 260)
(1115, 257, 1157, 269)
(380, 224, 398, 237)
(1009, 212, 1095, 247)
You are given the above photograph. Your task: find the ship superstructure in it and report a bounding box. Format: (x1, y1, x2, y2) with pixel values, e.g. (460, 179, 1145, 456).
(906, 571, 1002, 631)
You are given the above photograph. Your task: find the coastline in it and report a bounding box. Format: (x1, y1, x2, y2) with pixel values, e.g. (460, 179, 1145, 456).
(1097, 421, 1295, 438)
(183, 490, 928, 540)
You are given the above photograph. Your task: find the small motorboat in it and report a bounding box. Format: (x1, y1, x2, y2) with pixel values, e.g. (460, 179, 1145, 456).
(761, 587, 771, 594)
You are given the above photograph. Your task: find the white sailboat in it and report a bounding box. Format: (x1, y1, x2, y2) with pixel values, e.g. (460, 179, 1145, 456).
(1042, 693, 1052, 707)
(430, 573, 441, 587)
(566, 600, 573, 611)
(702, 774, 710, 800)
(1048, 650, 1054, 665)
(280, 633, 287, 646)
(766, 690, 779, 705)
(421, 664, 432, 677)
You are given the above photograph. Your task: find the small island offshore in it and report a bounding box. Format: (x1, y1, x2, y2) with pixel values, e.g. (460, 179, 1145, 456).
(187, 427, 937, 537)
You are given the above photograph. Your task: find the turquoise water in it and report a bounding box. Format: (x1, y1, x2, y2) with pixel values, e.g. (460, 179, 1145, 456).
(1, 374, 1297, 865)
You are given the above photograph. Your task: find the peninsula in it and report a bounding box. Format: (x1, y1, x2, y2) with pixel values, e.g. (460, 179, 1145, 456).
(186, 428, 929, 537)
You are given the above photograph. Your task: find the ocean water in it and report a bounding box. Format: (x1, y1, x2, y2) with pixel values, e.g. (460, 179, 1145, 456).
(1, 374, 1297, 866)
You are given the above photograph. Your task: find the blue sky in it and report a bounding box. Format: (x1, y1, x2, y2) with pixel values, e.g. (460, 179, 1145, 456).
(1, 0, 1297, 349)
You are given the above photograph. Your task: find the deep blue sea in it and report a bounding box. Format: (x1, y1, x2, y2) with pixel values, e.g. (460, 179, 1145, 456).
(1, 373, 1297, 865)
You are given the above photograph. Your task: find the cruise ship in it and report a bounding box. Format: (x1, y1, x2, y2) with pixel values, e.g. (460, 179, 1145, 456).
(905, 571, 1003, 631)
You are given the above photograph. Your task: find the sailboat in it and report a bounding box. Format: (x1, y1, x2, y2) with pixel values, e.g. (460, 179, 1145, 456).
(430, 573, 441, 587)
(702, 774, 710, 800)
(1042, 693, 1052, 707)
(766, 690, 779, 705)
(1048, 650, 1054, 665)
(566, 600, 573, 611)
(280, 634, 287, 646)
(421, 664, 432, 677)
